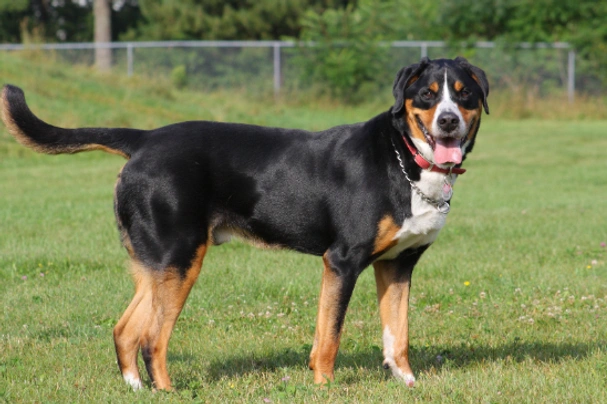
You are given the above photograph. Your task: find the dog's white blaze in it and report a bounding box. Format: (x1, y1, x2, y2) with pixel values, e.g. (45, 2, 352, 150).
(378, 170, 451, 260)
(410, 70, 470, 167)
(382, 326, 416, 385)
(123, 372, 143, 391)
(431, 71, 466, 137)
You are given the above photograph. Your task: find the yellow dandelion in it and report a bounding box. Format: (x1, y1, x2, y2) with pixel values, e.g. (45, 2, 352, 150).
(464, 281, 470, 286)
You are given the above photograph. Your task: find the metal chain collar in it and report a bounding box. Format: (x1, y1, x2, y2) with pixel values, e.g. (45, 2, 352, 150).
(390, 137, 452, 214)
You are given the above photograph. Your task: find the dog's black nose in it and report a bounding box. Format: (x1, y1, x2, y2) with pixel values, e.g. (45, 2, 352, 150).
(437, 112, 460, 133)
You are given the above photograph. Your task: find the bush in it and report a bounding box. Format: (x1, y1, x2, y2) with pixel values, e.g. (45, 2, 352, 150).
(295, 2, 394, 103)
(171, 65, 188, 89)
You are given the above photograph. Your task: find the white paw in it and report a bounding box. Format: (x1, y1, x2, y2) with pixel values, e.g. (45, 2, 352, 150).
(404, 373, 416, 388)
(383, 360, 416, 387)
(123, 372, 143, 391)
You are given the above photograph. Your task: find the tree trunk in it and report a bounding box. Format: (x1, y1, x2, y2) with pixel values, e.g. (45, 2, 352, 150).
(94, 0, 112, 72)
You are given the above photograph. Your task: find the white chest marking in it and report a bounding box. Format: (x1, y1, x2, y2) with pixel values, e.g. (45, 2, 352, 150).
(378, 170, 452, 260)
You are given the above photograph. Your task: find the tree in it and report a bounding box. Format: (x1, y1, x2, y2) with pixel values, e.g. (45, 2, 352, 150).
(122, 0, 353, 40)
(296, 1, 394, 101)
(438, 0, 607, 84)
(94, 0, 112, 71)
(0, 1, 141, 44)
(0, 0, 29, 42)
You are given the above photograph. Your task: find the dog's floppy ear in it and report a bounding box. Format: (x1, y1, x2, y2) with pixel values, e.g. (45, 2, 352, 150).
(391, 57, 430, 117)
(455, 56, 490, 115)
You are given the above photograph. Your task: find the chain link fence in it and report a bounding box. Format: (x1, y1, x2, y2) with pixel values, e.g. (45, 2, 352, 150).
(1, 40, 602, 102)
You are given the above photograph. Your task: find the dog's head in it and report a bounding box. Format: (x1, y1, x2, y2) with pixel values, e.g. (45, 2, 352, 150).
(391, 57, 489, 168)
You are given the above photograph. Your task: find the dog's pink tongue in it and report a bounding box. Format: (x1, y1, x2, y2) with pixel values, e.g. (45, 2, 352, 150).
(434, 138, 462, 165)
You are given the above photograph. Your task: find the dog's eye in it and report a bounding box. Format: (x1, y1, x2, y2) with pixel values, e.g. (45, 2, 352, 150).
(460, 89, 471, 99)
(421, 89, 435, 100)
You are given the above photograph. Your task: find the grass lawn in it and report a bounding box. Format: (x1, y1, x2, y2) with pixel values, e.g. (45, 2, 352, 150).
(1, 53, 607, 402)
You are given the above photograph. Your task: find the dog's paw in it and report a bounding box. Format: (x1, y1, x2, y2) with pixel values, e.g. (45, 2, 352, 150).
(123, 372, 143, 391)
(382, 360, 416, 387)
(404, 373, 415, 387)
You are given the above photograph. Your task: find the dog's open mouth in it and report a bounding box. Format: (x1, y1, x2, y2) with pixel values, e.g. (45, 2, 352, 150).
(415, 116, 463, 166)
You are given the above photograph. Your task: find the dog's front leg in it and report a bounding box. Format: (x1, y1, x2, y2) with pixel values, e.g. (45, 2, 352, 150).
(309, 251, 360, 384)
(373, 248, 426, 387)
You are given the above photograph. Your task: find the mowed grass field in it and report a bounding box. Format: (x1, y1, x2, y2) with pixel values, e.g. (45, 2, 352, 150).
(1, 53, 607, 403)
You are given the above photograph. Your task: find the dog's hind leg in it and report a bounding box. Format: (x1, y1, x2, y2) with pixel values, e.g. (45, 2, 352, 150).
(373, 248, 426, 387)
(309, 251, 361, 384)
(113, 245, 207, 391)
(113, 261, 153, 390)
(139, 244, 207, 391)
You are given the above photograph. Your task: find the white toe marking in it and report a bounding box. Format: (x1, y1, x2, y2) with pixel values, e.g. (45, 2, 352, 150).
(382, 326, 416, 386)
(123, 372, 143, 391)
(405, 373, 416, 387)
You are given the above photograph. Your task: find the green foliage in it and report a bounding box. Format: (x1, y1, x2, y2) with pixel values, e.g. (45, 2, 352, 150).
(0, 0, 28, 12)
(388, 0, 444, 41)
(171, 64, 188, 89)
(293, 0, 448, 101)
(0, 0, 603, 89)
(124, 0, 349, 40)
(0, 0, 141, 43)
(439, 0, 607, 83)
(296, 1, 394, 102)
(0, 0, 29, 42)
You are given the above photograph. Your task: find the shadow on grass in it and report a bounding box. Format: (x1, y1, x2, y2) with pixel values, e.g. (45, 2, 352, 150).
(412, 339, 607, 373)
(170, 339, 606, 387)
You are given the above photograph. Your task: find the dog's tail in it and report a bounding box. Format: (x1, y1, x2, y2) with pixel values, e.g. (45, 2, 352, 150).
(1, 85, 144, 159)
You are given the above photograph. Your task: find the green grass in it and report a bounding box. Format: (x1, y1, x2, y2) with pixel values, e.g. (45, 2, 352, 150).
(1, 52, 607, 402)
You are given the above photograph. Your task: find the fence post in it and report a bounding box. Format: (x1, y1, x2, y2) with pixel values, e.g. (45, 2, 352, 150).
(421, 42, 428, 59)
(567, 50, 575, 104)
(273, 42, 281, 97)
(127, 43, 134, 77)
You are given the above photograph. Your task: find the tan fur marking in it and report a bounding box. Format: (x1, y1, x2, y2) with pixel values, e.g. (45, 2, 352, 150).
(114, 245, 208, 391)
(429, 82, 439, 93)
(457, 101, 481, 144)
(405, 100, 425, 142)
(84, 144, 129, 159)
(454, 81, 464, 92)
(373, 216, 400, 255)
(406, 99, 438, 143)
(470, 73, 481, 89)
(374, 261, 391, 327)
(373, 260, 414, 379)
(113, 261, 154, 387)
(0, 88, 42, 153)
(407, 75, 420, 87)
(309, 254, 343, 384)
(466, 112, 481, 144)
(457, 104, 480, 127)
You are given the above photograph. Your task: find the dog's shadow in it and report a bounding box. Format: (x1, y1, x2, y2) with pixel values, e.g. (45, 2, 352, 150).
(171, 339, 604, 386)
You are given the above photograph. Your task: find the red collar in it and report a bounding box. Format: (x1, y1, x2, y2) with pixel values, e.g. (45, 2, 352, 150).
(402, 135, 466, 175)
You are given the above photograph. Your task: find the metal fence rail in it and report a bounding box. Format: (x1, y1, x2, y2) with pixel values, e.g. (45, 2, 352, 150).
(0, 40, 582, 102)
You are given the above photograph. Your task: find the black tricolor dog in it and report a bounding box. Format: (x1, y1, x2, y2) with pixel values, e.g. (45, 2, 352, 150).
(1, 56, 489, 390)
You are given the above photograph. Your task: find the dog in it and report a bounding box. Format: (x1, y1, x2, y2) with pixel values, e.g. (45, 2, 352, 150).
(1, 56, 489, 390)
